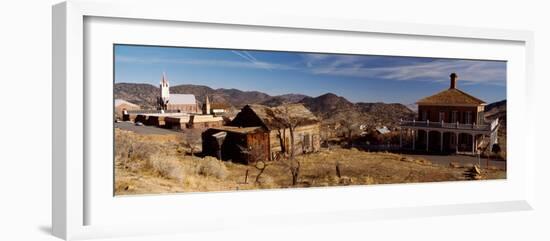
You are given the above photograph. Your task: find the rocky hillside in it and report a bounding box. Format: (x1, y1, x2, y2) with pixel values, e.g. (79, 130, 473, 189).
(299, 93, 415, 128)
(115, 83, 415, 128)
(260, 94, 308, 107)
(485, 99, 506, 120)
(114, 83, 158, 109)
(115, 83, 310, 109)
(299, 93, 355, 117)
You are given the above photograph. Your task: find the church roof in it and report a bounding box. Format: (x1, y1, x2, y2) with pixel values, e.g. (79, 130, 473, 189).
(169, 94, 196, 105)
(416, 88, 486, 106)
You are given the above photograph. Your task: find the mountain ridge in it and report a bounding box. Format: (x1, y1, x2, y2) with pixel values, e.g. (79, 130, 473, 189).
(114, 83, 504, 129)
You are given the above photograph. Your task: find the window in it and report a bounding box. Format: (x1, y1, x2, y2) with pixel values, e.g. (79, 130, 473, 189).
(478, 112, 484, 124)
(303, 134, 311, 151)
(451, 111, 457, 123)
(465, 111, 472, 124)
(421, 111, 427, 121)
(438, 112, 445, 122)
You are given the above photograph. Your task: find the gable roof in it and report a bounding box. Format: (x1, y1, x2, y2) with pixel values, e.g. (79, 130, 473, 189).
(169, 94, 196, 105)
(416, 88, 486, 106)
(114, 99, 139, 107)
(244, 103, 319, 130)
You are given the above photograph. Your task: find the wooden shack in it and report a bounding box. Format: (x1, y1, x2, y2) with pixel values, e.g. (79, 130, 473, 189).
(202, 103, 321, 163)
(202, 126, 269, 164)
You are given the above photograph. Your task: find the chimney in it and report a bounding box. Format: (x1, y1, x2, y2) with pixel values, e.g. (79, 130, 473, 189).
(449, 73, 458, 89)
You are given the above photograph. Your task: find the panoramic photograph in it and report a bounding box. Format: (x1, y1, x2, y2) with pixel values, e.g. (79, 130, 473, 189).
(113, 44, 507, 195)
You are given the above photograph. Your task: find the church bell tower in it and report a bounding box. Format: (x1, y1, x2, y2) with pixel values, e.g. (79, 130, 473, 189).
(203, 95, 211, 114)
(158, 72, 170, 110)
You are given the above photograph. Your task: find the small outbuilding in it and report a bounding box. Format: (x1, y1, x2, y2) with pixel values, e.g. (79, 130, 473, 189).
(202, 103, 321, 164)
(115, 99, 140, 120)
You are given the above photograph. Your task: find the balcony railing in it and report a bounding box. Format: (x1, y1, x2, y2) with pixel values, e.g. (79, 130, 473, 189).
(400, 118, 498, 132)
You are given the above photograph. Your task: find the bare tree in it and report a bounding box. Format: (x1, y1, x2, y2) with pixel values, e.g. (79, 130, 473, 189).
(335, 160, 342, 178)
(320, 124, 333, 148)
(288, 158, 301, 185)
(267, 105, 306, 186)
(339, 119, 361, 148)
(275, 129, 287, 155)
(271, 105, 303, 159)
(179, 129, 202, 157)
(247, 144, 273, 184)
(254, 160, 271, 183)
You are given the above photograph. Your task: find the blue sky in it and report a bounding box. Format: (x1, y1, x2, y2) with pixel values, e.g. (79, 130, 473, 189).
(114, 44, 506, 105)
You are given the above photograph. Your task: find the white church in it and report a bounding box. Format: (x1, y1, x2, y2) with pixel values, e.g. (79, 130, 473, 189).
(157, 72, 204, 113)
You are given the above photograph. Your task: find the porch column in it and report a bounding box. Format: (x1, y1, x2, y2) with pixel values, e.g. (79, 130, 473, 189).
(489, 132, 493, 153)
(412, 130, 415, 150)
(399, 128, 403, 148)
(426, 130, 429, 152)
(440, 132, 443, 152)
(455, 132, 459, 154)
(472, 134, 476, 155)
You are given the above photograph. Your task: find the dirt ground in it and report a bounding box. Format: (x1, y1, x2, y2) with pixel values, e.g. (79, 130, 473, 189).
(114, 129, 506, 195)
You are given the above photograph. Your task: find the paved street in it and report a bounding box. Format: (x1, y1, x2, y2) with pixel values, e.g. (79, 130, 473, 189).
(115, 121, 181, 135)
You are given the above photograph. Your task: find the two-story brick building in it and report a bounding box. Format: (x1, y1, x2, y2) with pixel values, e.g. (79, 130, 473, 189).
(399, 73, 499, 154)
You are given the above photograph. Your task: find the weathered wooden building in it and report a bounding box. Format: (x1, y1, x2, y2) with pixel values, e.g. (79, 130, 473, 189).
(202, 126, 269, 164)
(202, 103, 321, 164)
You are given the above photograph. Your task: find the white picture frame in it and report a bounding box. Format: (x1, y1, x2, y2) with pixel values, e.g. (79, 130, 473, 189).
(52, 0, 535, 240)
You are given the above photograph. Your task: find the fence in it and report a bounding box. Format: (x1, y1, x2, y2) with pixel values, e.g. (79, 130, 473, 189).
(400, 118, 498, 131)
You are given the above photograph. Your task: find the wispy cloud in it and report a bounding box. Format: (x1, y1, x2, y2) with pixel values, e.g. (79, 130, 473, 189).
(301, 54, 506, 86)
(117, 50, 505, 86)
(116, 54, 290, 71)
(231, 50, 273, 72)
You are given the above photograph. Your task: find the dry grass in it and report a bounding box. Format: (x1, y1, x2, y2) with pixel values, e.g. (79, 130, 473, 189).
(147, 155, 185, 182)
(195, 156, 228, 179)
(114, 129, 506, 195)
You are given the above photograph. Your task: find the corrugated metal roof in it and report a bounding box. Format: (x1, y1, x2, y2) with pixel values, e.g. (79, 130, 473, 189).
(114, 99, 139, 107)
(245, 103, 319, 130)
(169, 94, 196, 105)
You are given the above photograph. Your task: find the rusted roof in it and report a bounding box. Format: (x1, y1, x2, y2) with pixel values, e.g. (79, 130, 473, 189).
(210, 102, 229, 109)
(209, 126, 263, 134)
(416, 88, 486, 106)
(246, 103, 319, 130)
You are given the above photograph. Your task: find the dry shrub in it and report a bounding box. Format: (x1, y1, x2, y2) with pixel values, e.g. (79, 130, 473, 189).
(183, 175, 199, 189)
(147, 154, 184, 182)
(361, 176, 376, 185)
(196, 157, 228, 179)
(414, 158, 431, 165)
(256, 175, 275, 188)
(400, 157, 414, 162)
(449, 162, 461, 168)
(115, 131, 161, 165)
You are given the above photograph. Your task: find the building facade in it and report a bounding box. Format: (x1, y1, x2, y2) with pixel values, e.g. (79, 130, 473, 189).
(400, 73, 499, 154)
(114, 99, 140, 120)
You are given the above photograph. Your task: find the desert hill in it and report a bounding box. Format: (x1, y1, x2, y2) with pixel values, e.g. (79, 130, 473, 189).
(115, 83, 421, 128)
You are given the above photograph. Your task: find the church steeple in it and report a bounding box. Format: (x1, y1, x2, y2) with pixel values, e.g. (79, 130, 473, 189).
(158, 72, 170, 110)
(203, 95, 211, 114)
